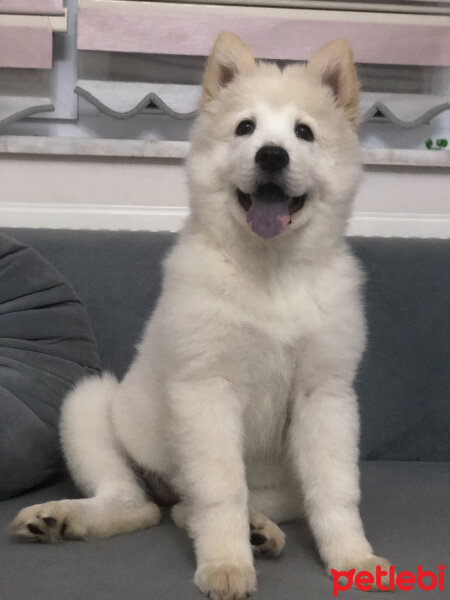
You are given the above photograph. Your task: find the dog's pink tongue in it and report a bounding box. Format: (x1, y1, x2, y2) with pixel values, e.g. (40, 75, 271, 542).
(246, 183, 290, 239)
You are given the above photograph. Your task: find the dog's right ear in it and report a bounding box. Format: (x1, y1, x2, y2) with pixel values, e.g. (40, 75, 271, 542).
(201, 32, 256, 106)
(307, 39, 359, 128)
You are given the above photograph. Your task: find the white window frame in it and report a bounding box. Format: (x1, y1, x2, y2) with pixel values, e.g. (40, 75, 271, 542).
(1, 0, 449, 166)
(78, 0, 450, 67)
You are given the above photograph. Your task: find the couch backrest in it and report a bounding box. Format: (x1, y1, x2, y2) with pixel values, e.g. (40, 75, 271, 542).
(2, 228, 448, 462)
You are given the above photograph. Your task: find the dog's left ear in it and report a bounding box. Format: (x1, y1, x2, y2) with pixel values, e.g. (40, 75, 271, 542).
(201, 32, 256, 107)
(307, 39, 359, 127)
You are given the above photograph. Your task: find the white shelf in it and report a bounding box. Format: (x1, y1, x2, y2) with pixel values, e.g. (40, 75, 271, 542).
(0, 136, 449, 167)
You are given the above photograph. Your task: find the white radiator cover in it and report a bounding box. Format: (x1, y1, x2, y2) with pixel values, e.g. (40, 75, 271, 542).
(0, 154, 448, 238)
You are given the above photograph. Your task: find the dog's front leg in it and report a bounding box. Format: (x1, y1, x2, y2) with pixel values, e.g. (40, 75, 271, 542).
(290, 380, 390, 586)
(170, 377, 256, 600)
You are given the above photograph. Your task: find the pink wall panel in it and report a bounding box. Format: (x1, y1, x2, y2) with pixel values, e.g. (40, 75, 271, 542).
(78, 4, 450, 67)
(0, 0, 64, 15)
(0, 25, 52, 68)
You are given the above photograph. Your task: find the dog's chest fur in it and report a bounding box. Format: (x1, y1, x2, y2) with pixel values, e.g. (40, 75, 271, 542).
(162, 235, 358, 461)
(202, 255, 329, 457)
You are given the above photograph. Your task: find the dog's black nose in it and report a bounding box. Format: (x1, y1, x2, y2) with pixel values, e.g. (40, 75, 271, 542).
(255, 145, 289, 172)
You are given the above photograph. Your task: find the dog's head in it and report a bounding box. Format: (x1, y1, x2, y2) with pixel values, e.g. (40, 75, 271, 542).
(188, 33, 361, 248)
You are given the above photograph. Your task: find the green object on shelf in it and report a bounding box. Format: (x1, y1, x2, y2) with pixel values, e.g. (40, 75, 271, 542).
(425, 138, 448, 150)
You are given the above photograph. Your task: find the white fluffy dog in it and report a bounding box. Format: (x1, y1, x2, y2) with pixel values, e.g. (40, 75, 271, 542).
(11, 33, 389, 599)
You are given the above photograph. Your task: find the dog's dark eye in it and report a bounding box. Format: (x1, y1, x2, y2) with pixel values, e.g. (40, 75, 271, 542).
(295, 123, 314, 142)
(235, 119, 255, 136)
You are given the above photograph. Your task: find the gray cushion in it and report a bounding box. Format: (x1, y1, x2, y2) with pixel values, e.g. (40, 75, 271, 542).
(0, 234, 101, 499)
(0, 461, 447, 599)
(352, 238, 450, 462)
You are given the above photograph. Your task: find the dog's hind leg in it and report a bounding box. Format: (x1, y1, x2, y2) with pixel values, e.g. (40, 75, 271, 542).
(247, 486, 305, 557)
(249, 511, 286, 557)
(10, 374, 161, 543)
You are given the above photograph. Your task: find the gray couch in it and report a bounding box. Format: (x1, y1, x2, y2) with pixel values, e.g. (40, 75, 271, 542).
(1, 229, 448, 600)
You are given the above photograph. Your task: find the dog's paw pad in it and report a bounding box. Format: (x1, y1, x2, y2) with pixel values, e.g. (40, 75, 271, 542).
(250, 513, 285, 558)
(250, 532, 267, 546)
(27, 523, 44, 536)
(9, 502, 70, 544)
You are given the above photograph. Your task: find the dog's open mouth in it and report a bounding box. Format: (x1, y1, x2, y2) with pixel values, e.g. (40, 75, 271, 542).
(237, 182, 307, 239)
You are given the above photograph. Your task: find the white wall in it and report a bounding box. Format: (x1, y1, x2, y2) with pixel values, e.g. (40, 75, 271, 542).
(0, 154, 448, 237)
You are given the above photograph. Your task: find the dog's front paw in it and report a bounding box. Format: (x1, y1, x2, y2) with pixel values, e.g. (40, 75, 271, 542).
(330, 554, 391, 592)
(195, 562, 256, 600)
